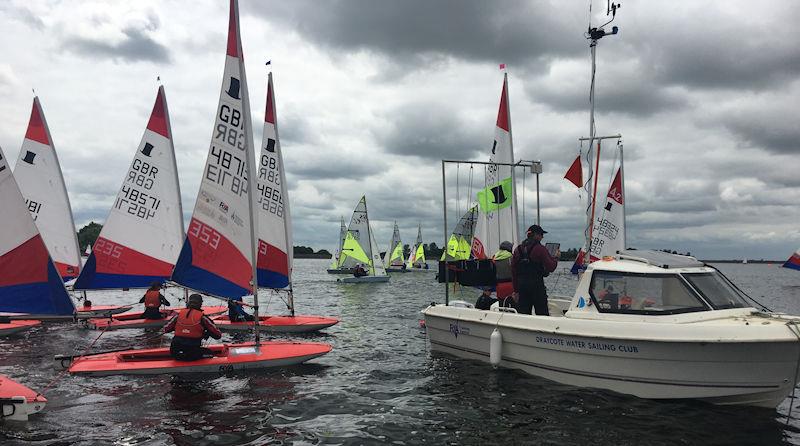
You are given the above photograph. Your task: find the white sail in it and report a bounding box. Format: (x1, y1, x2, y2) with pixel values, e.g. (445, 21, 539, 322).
(472, 73, 519, 259)
(256, 72, 291, 289)
(383, 222, 404, 267)
(442, 205, 478, 261)
(13, 97, 81, 280)
(74, 86, 184, 290)
(0, 145, 74, 315)
(589, 167, 625, 260)
(171, 0, 258, 300)
(339, 196, 383, 275)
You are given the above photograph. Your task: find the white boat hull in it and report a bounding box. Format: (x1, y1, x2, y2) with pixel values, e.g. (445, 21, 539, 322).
(423, 305, 800, 408)
(0, 396, 46, 421)
(337, 276, 390, 283)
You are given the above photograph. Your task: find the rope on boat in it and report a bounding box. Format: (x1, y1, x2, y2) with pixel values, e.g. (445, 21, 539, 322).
(785, 321, 800, 426)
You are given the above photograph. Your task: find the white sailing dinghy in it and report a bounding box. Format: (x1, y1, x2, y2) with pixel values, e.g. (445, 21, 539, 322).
(337, 196, 390, 283)
(406, 224, 430, 271)
(327, 217, 353, 274)
(441, 205, 479, 261)
(0, 145, 75, 320)
(214, 72, 338, 333)
(13, 97, 82, 282)
(384, 222, 407, 272)
(72, 86, 184, 319)
(471, 72, 519, 259)
(69, 0, 331, 376)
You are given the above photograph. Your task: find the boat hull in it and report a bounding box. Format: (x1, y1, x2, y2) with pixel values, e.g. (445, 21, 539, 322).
(74, 305, 132, 318)
(0, 320, 41, 336)
(326, 268, 354, 275)
(86, 306, 226, 330)
(423, 305, 800, 408)
(337, 276, 390, 283)
(0, 375, 46, 421)
(386, 267, 409, 273)
(212, 315, 339, 333)
(68, 341, 332, 376)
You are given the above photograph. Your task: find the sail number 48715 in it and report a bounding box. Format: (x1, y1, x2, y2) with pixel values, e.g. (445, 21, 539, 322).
(189, 220, 221, 250)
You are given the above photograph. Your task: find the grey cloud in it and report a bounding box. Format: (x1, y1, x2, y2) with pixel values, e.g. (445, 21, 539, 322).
(376, 101, 484, 160)
(288, 155, 387, 180)
(0, 4, 45, 30)
(62, 26, 170, 64)
(248, 0, 583, 71)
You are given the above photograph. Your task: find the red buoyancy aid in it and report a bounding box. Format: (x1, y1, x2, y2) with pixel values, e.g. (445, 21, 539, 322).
(144, 290, 162, 308)
(175, 308, 205, 339)
(496, 281, 514, 299)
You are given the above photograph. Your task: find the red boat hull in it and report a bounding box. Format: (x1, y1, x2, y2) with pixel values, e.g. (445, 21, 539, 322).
(75, 305, 133, 318)
(212, 315, 339, 333)
(68, 341, 332, 376)
(0, 320, 41, 336)
(86, 306, 227, 330)
(0, 374, 47, 421)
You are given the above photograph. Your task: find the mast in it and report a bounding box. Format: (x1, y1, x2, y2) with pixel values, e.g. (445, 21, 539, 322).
(162, 85, 189, 302)
(583, 1, 621, 265)
(619, 141, 626, 248)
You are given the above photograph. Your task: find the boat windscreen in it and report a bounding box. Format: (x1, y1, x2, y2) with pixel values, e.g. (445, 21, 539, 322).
(682, 272, 750, 310)
(589, 271, 709, 315)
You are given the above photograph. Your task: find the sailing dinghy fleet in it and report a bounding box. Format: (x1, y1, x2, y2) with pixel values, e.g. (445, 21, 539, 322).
(0, 0, 335, 415)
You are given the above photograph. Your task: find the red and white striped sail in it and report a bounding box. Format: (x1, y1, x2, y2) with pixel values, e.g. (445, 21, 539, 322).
(0, 145, 74, 315)
(472, 73, 519, 259)
(171, 0, 258, 300)
(74, 86, 184, 289)
(256, 73, 292, 289)
(13, 98, 81, 280)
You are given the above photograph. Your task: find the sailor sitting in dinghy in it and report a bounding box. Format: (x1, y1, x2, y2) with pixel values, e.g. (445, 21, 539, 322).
(163, 294, 222, 361)
(139, 282, 171, 319)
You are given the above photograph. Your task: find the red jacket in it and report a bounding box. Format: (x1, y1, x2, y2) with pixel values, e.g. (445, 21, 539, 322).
(164, 308, 222, 340)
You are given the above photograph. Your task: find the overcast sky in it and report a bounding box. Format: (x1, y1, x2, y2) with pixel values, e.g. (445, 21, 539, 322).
(1, 0, 798, 260)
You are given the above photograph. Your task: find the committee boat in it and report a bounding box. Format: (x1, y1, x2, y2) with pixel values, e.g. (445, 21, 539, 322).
(423, 250, 800, 408)
(0, 375, 46, 421)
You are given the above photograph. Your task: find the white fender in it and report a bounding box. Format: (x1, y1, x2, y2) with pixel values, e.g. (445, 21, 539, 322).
(489, 328, 502, 368)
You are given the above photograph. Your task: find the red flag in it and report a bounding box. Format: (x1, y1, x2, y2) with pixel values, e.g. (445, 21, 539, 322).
(564, 155, 583, 188)
(499, 63, 506, 70)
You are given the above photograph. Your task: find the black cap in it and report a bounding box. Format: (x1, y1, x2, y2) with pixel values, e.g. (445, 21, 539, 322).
(527, 224, 547, 236)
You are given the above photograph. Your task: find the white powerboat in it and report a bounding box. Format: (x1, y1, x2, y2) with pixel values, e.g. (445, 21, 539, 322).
(423, 250, 800, 408)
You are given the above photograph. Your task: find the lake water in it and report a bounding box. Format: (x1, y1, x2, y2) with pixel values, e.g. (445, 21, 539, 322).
(2, 260, 799, 445)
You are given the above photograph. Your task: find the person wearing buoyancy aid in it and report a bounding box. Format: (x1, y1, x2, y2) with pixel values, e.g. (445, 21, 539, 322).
(163, 294, 222, 361)
(511, 225, 559, 315)
(475, 241, 514, 310)
(139, 282, 171, 319)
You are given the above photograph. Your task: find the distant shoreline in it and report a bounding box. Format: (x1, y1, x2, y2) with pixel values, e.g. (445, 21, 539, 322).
(295, 253, 332, 259)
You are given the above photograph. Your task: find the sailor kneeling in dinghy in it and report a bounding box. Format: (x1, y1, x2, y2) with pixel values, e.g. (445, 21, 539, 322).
(163, 294, 222, 361)
(140, 282, 171, 319)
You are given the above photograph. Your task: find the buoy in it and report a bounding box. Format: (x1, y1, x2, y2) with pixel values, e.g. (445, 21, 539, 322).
(489, 328, 502, 368)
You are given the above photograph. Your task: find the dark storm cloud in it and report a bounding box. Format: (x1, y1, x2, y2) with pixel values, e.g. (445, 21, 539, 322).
(376, 102, 484, 160)
(248, 0, 583, 68)
(62, 24, 170, 64)
(721, 112, 799, 155)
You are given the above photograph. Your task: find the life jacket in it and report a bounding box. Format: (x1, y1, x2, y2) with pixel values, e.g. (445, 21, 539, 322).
(493, 249, 513, 282)
(175, 308, 205, 339)
(144, 290, 161, 308)
(496, 281, 514, 299)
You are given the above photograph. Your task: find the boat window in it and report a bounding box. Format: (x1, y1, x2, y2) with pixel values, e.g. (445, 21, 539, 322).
(589, 271, 709, 315)
(682, 272, 750, 310)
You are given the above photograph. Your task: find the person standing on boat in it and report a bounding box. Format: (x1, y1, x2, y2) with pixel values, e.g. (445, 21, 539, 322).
(164, 294, 222, 361)
(511, 225, 559, 315)
(140, 282, 171, 319)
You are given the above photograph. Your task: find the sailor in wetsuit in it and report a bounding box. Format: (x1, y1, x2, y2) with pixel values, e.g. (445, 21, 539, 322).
(163, 294, 222, 361)
(139, 282, 170, 319)
(227, 300, 255, 322)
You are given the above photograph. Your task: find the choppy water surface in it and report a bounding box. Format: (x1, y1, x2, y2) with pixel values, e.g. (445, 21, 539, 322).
(2, 260, 799, 445)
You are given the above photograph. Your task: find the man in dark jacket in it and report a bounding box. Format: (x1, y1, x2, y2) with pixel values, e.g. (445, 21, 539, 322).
(511, 225, 559, 315)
